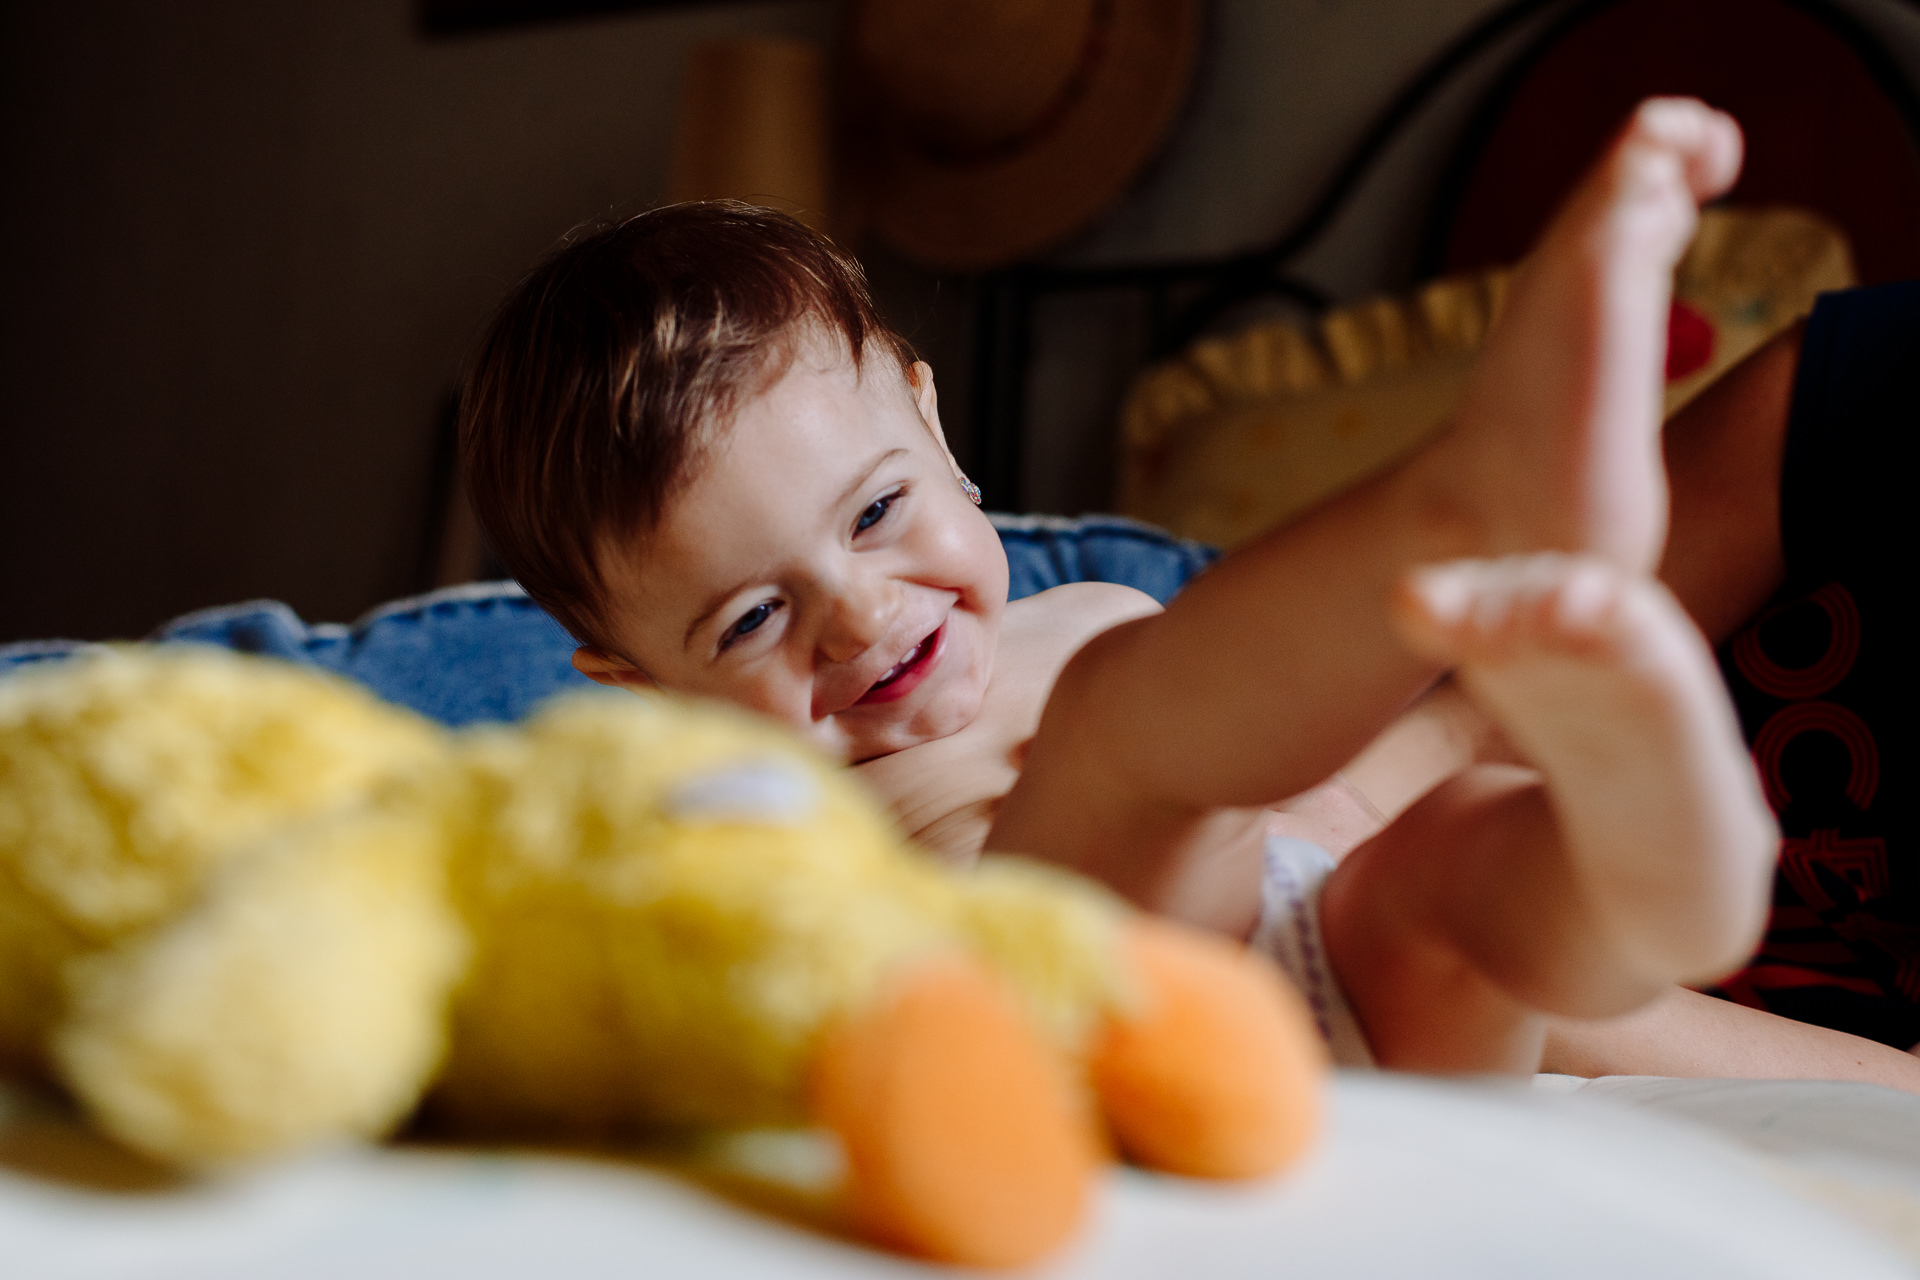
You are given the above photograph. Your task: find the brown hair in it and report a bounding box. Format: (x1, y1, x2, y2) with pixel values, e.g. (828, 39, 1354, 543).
(460, 200, 915, 650)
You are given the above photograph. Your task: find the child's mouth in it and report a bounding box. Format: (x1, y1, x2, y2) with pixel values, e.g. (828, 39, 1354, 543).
(856, 626, 943, 705)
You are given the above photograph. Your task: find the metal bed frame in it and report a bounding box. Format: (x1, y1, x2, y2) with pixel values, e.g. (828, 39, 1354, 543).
(966, 0, 1920, 510)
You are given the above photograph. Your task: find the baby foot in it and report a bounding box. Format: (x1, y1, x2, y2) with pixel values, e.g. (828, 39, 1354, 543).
(1393, 554, 1776, 986)
(1444, 98, 1743, 573)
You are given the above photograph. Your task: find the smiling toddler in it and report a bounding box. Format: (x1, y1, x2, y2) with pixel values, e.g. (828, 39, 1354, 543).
(462, 99, 1780, 1073)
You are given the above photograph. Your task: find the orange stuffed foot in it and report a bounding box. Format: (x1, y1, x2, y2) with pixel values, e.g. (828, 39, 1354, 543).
(809, 955, 1098, 1269)
(1089, 917, 1326, 1179)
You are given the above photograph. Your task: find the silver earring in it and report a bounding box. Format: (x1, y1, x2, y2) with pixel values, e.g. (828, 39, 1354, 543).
(959, 475, 982, 505)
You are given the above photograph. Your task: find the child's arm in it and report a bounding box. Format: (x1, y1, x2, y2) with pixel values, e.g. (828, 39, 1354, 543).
(1545, 986, 1920, 1094)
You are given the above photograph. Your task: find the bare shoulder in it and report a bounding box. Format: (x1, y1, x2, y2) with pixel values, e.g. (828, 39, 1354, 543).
(992, 582, 1163, 735)
(1004, 581, 1162, 649)
(854, 584, 1161, 866)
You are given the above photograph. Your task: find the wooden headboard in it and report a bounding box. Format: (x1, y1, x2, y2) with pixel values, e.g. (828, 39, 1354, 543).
(970, 0, 1920, 511)
(1428, 0, 1920, 284)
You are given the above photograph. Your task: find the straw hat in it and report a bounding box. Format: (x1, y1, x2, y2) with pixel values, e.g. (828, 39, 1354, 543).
(842, 0, 1202, 270)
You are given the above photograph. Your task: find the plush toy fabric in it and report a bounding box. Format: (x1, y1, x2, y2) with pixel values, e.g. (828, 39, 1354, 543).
(0, 646, 1323, 1267)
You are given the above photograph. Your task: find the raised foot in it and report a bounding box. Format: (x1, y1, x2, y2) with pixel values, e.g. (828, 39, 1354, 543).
(808, 956, 1096, 1268)
(1448, 97, 1745, 573)
(1089, 917, 1324, 1179)
(1393, 553, 1777, 985)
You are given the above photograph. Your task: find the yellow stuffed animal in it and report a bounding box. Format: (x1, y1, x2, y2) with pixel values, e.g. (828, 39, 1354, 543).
(0, 646, 1323, 1267)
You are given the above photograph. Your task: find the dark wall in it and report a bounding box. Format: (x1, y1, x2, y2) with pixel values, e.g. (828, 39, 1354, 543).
(7, 0, 1920, 642)
(0, 0, 834, 642)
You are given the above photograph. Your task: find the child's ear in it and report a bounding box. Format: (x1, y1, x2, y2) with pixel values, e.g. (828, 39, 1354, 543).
(571, 647, 656, 690)
(907, 361, 963, 473)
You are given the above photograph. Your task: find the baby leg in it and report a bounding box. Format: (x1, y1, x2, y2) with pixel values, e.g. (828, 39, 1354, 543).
(1320, 553, 1777, 1071)
(1444, 98, 1744, 572)
(991, 102, 1743, 914)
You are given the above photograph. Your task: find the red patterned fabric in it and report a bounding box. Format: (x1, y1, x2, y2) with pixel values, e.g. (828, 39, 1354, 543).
(1708, 283, 1920, 1049)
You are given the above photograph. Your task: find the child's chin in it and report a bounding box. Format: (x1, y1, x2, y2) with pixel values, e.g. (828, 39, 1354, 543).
(921, 680, 989, 736)
(853, 693, 984, 760)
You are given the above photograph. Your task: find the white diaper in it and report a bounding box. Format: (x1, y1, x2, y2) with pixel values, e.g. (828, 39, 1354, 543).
(1250, 836, 1375, 1067)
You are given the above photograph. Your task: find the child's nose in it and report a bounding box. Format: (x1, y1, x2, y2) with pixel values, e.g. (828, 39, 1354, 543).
(818, 578, 894, 664)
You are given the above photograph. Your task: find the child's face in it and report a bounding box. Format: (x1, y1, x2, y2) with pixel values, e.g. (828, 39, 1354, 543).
(587, 337, 1008, 763)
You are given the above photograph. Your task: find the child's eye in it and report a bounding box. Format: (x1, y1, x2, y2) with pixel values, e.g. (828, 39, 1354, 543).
(855, 489, 902, 535)
(720, 600, 782, 651)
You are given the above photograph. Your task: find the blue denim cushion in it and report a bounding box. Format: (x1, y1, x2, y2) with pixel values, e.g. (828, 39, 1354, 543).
(990, 513, 1218, 605)
(0, 514, 1217, 726)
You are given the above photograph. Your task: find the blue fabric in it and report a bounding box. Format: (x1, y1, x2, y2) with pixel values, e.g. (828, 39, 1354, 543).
(0, 514, 1218, 727)
(991, 513, 1219, 604)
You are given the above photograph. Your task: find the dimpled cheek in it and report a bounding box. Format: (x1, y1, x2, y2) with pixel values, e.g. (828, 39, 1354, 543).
(937, 515, 1008, 613)
(714, 668, 817, 741)
(935, 619, 993, 725)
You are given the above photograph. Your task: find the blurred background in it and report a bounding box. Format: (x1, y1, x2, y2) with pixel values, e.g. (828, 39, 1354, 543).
(5, 0, 1920, 644)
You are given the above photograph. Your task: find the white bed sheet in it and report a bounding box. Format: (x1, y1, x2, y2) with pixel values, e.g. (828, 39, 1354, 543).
(1543, 1073, 1920, 1262)
(8, 1072, 1918, 1279)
